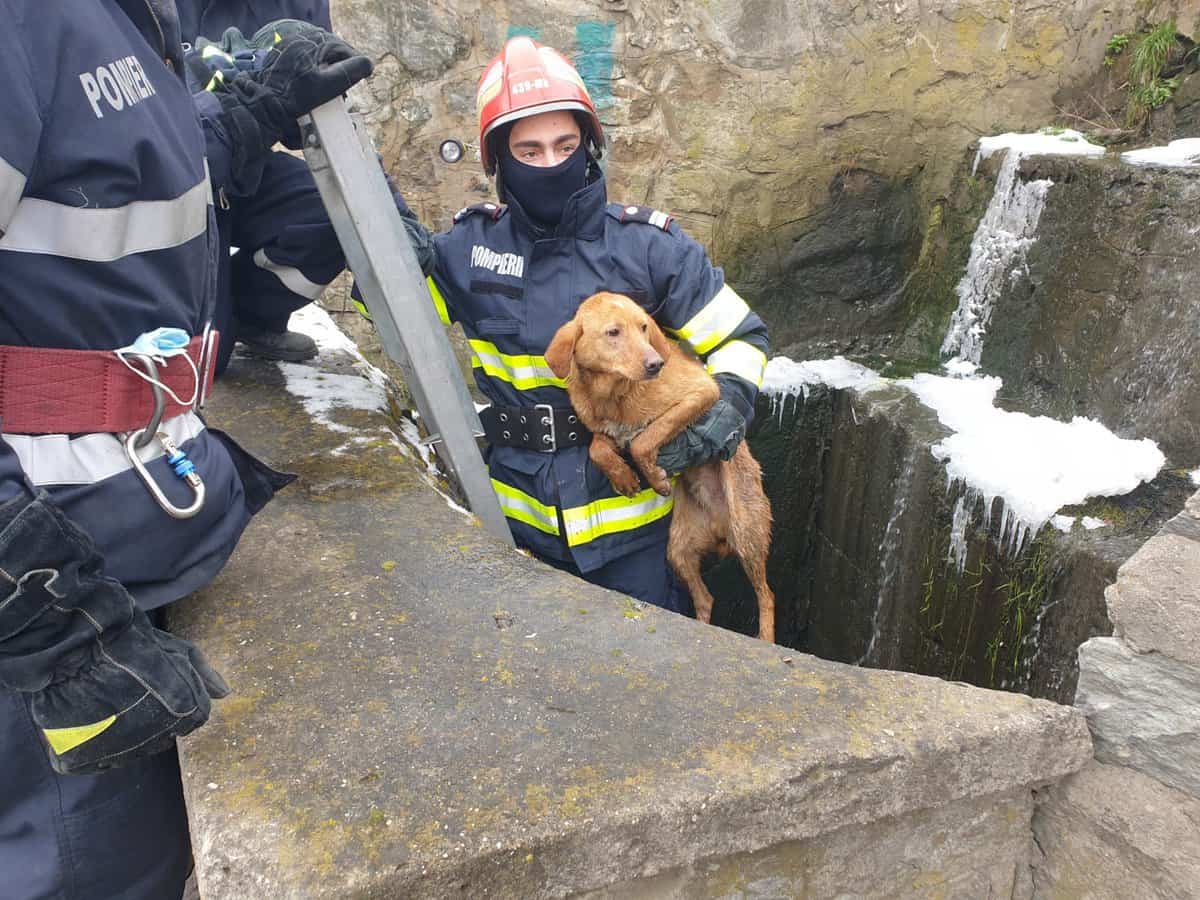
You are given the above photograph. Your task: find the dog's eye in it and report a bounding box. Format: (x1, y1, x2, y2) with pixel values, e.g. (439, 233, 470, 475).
(641, 322, 648, 333)
(606, 326, 620, 338)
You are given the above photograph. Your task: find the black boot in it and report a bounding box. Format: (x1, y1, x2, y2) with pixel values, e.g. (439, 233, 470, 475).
(234, 320, 318, 362)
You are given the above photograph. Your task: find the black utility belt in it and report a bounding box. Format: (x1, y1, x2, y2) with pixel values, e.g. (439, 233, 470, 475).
(479, 403, 590, 452)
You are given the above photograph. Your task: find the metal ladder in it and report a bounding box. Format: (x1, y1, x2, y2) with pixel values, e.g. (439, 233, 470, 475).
(300, 98, 514, 548)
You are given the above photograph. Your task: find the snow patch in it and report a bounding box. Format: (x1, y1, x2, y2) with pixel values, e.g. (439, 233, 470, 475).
(276, 363, 387, 433)
(281, 305, 471, 516)
(289, 303, 361, 356)
(1190, 467, 1200, 487)
(1051, 515, 1076, 533)
(943, 358, 979, 378)
(1121, 139, 1200, 168)
(900, 372, 1164, 534)
(762, 356, 884, 399)
(762, 356, 886, 425)
(1080, 516, 1108, 530)
(975, 129, 1106, 168)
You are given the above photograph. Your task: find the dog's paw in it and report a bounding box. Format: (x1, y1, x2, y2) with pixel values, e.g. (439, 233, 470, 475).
(609, 469, 641, 497)
(648, 467, 672, 496)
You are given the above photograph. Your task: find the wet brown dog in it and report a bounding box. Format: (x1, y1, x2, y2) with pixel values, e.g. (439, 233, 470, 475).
(544, 292, 775, 642)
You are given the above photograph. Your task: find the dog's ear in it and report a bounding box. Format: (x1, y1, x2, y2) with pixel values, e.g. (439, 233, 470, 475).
(544, 320, 581, 379)
(646, 316, 673, 361)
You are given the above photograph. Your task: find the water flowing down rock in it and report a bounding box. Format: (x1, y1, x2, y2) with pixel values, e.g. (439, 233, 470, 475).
(942, 131, 1104, 366)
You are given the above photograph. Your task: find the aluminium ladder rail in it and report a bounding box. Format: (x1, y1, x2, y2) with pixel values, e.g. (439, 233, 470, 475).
(300, 98, 514, 547)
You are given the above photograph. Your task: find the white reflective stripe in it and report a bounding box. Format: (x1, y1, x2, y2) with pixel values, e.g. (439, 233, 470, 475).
(253, 248, 330, 300)
(672, 284, 751, 355)
(468, 339, 565, 390)
(562, 486, 675, 547)
(649, 210, 671, 229)
(705, 340, 767, 388)
(0, 178, 209, 262)
(1, 413, 206, 487)
(0, 155, 26, 233)
(490, 478, 560, 535)
(203, 159, 214, 206)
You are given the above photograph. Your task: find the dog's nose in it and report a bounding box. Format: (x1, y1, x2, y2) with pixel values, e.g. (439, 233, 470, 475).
(644, 356, 664, 378)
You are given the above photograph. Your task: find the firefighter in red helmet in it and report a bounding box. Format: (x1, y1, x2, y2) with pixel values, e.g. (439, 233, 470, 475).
(394, 36, 770, 614)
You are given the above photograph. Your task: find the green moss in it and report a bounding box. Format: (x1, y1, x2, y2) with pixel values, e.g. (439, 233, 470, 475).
(894, 168, 991, 365)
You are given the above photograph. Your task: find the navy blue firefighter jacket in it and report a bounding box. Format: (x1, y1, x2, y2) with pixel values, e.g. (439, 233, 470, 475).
(0, 0, 279, 609)
(417, 175, 770, 572)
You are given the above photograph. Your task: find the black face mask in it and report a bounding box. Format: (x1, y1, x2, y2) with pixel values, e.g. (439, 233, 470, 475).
(499, 144, 589, 228)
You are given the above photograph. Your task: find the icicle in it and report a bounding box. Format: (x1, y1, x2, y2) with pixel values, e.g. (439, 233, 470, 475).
(948, 492, 972, 574)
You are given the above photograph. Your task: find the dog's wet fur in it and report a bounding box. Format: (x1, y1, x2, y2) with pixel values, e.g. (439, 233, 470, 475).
(545, 292, 775, 641)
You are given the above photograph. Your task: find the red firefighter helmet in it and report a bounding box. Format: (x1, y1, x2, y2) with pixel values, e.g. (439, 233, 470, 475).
(476, 36, 605, 175)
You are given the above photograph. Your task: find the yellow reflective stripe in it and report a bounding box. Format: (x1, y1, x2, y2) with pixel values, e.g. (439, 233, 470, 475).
(468, 339, 566, 390)
(200, 45, 235, 63)
(671, 285, 751, 355)
(43, 715, 117, 756)
(352, 297, 372, 321)
(705, 340, 767, 388)
(204, 70, 225, 92)
(427, 276, 451, 325)
(491, 478, 560, 535)
(477, 77, 503, 114)
(562, 486, 675, 547)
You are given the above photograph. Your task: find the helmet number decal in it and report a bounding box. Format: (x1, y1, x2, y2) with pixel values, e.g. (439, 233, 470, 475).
(511, 78, 550, 96)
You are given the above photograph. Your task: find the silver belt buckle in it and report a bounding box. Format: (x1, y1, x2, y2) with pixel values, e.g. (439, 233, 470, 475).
(535, 403, 556, 453)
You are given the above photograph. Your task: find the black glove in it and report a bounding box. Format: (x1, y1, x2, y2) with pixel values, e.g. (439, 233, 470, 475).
(656, 398, 747, 475)
(215, 20, 373, 157)
(0, 494, 229, 775)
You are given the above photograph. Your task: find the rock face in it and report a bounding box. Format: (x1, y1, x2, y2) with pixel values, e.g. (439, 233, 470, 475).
(981, 158, 1200, 463)
(1033, 491, 1200, 897)
(1076, 637, 1200, 799)
(330, 0, 1163, 360)
(1033, 762, 1200, 900)
(703, 381, 1186, 704)
(1106, 530, 1200, 667)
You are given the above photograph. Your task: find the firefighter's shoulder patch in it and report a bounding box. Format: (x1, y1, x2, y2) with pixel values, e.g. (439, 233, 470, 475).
(453, 201, 506, 223)
(608, 203, 674, 231)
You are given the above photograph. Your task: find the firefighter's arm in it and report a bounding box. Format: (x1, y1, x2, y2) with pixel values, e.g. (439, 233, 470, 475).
(0, 24, 227, 774)
(0, 491, 231, 775)
(191, 23, 373, 198)
(648, 225, 769, 473)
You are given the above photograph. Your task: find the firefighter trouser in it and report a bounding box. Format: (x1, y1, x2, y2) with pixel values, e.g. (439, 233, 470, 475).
(540, 535, 694, 617)
(215, 150, 348, 373)
(0, 687, 191, 899)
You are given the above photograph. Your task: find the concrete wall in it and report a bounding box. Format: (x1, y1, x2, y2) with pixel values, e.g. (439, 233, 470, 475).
(1032, 490, 1200, 899)
(174, 310, 1092, 898)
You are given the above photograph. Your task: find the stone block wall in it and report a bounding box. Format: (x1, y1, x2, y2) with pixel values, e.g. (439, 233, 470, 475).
(1033, 490, 1200, 898)
(328, 0, 1195, 360)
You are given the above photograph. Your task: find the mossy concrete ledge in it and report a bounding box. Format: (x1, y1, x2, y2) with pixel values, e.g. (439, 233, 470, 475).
(172, 331, 1092, 899)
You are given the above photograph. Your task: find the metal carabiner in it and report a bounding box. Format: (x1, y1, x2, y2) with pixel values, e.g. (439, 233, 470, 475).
(122, 354, 206, 519)
(123, 429, 206, 519)
(129, 355, 166, 450)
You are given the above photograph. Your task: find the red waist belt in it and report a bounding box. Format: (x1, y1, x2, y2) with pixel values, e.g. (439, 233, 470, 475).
(0, 334, 217, 435)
